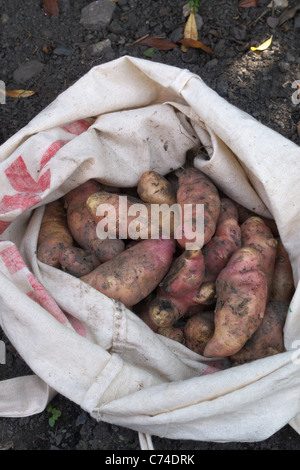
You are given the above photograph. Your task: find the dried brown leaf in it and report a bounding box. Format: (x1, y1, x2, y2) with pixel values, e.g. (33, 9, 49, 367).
(238, 0, 259, 7)
(278, 2, 300, 26)
(179, 38, 215, 54)
(43, 0, 59, 18)
(182, 11, 198, 52)
(0, 89, 36, 98)
(138, 37, 178, 50)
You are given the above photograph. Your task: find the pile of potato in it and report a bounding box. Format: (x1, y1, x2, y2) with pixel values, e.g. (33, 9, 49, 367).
(37, 167, 295, 365)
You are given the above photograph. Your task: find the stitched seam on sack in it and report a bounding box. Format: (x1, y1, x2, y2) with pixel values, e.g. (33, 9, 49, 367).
(170, 71, 200, 96)
(111, 301, 126, 356)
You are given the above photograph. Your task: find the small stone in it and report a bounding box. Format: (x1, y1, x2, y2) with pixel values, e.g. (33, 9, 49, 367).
(294, 15, 300, 29)
(286, 52, 296, 62)
(76, 412, 87, 426)
(204, 58, 218, 69)
(194, 13, 203, 31)
(13, 60, 44, 84)
(53, 44, 73, 56)
(278, 61, 290, 72)
(87, 39, 111, 55)
(169, 26, 184, 44)
(80, 0, 116, 30)
(1, 13, 9, 24)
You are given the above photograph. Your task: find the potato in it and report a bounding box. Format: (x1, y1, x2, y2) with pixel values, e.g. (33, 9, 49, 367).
(241, 216, 277, 296)
(59, 246, 100, 277)
(230, 302, 289, 364)
(37, 199, 73, 268)
(137, 170, 177, 205)
(184, 312, 215, 355)
(80, 237, 176, 308)
(157, 326, 185, 344)
(175, 167, 221, 249)
(202, 198, 242, 282)
(148, 249, 205, 328)
(194, 281, 216, 306)
(64, 180, 125, 262)
(203, 246, 268, 358)
(270, 239, 295, 303)
(236, 202, 279, 237)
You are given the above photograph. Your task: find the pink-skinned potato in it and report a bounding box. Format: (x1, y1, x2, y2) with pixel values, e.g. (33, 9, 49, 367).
(59, 246, 100, 277)
(241, 216, 277, 296)
(148, 249, 205, 327)
(175, 167, 221, 249)
(80, 237, 176, 308)
(203, 246, 268, 358)
(202, 198, 242, 282)
(230, 301, 289, 364)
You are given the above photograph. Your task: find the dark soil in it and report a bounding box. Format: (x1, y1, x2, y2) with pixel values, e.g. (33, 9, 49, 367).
(1, 0, 300, 451)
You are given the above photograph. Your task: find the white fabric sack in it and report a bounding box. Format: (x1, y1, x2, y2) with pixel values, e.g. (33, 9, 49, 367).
(0, 56, 300, 446)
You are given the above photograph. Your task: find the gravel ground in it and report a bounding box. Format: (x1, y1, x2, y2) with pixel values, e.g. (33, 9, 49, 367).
(0, 0, 300, 451)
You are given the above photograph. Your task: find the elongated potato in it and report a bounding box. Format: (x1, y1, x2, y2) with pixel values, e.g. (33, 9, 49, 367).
(203, 246, 268, 358)
(241, 216, 277, 296)
(202, 198, 242, 282)
(80, 237, 176, 308)
(270, 239, 295, 303)
(148, 249, 205, 327)
(175, 167, 221, 249)
(64, 180, 125, 262)
(230, 301, 289, 364)
(37, 199, 73, 268)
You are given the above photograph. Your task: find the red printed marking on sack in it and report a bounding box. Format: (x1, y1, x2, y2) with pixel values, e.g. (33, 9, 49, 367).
(0, 140, 68, 218)
(5, 156, 51, 193)
(0, 221, 12, 235)
(0, 244, 26, 275)
(27, 272, 68, 324)
(40, 139, 68, 170)
(61, 119, 91, 135)
(0, 193, 42, 214)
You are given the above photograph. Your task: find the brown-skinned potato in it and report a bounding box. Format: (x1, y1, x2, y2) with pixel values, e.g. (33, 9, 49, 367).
(184, 311, 215, 355)
(64, 180, 125, 263)
(270, 239, 295, 303)
(37, 199, 73, 268)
